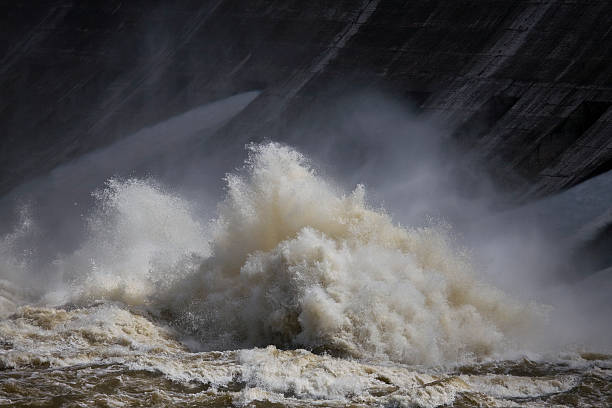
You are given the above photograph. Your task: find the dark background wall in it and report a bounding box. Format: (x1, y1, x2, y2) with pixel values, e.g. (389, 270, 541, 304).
(1, 0, 611, 198)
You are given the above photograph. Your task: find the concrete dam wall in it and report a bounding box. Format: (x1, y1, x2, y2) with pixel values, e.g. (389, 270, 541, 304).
(1, 0, 611, 198)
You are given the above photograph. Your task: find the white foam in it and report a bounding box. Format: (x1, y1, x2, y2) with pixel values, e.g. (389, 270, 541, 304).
(51, 178, 209, 305)
(1, 142, 543, 365)
(159, 143, 541, 364)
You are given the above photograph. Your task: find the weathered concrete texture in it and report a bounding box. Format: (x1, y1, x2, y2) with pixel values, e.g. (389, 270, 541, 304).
(1, 0, 611, 198)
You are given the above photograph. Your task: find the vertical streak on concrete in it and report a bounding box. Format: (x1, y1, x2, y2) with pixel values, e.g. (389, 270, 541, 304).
(284, 0, 382, 102)
(87, 0, 227, 136)
(223, 0, 382, 143)
(311, 0, 382, 74)
(469, 1, 556, 78)
(227, 52, 253, 78)
(0, 4, 72, 76)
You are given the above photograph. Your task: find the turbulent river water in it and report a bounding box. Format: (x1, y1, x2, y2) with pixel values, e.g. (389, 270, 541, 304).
(1, 142, 610, 406)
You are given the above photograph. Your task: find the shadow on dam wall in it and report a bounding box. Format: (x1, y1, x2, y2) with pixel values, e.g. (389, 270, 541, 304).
(1, 0, 611, 199)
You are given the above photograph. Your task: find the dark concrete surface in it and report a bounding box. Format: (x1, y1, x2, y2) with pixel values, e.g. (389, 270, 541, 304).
(1, 0, 611, 198)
